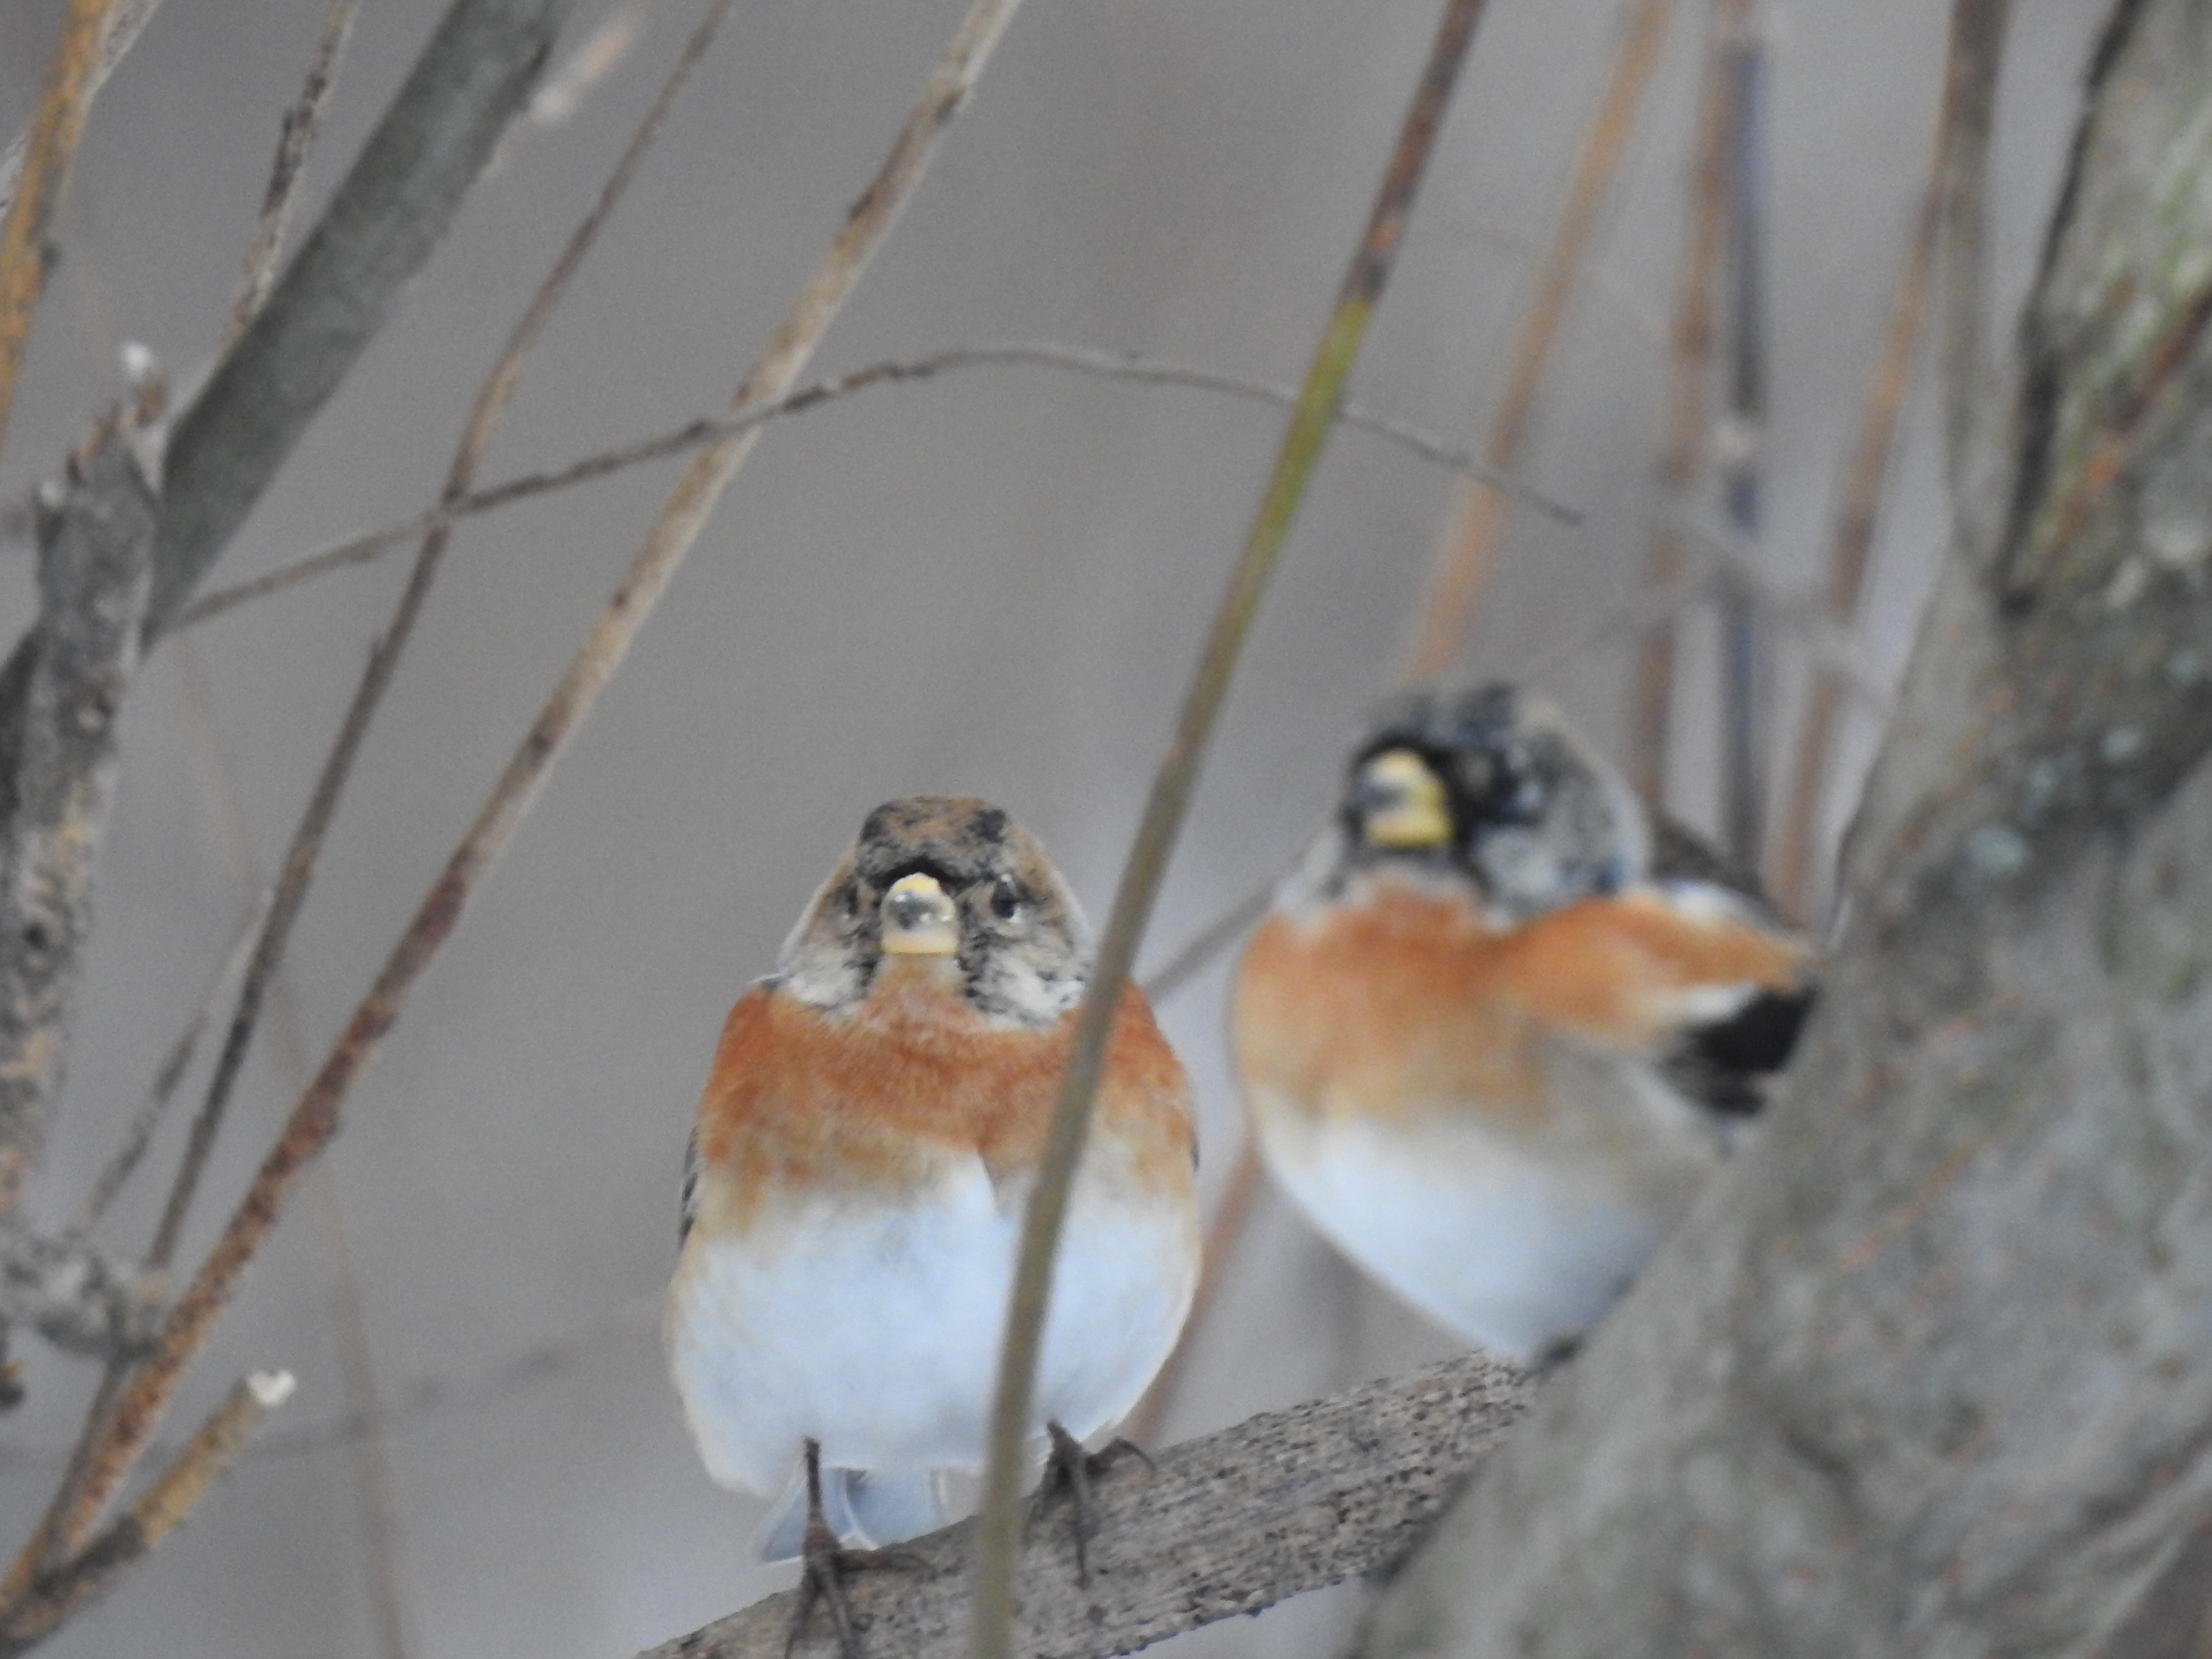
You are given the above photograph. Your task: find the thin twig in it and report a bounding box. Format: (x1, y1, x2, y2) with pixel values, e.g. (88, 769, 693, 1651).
(62, 888, 271, 1241)
(0, 1225, 160, 1361)
(174, 341, 1577, 632)
(1936, 0, 2009, 496)
(0, 0, 167, 224)
(0, 0, 115, 460)
(528, 0, 649, 127)
(1138, 879, 1277, 1006)
(1713, 0, 1769, 871)
(1402, 0, 1680, 682)
(140, 0, 574, 643)
(224, 0, 362, 347)
(144, 0, 738, 1280)
(20, 0, 1023, 1585)
(1768, 28, 1960, 920)
(971, 4, 1493, 1654)
(0, 1372, 293, 1655)
(1632, 0, 1733, 805)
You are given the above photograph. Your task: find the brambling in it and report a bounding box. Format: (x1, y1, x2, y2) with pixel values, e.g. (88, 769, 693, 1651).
(664, 796, 1199, 1635)
(1230, 682, 1812, 1365)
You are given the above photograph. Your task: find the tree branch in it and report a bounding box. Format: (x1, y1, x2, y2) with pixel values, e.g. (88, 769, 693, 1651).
(1360, 1, 2212, 1651)
(0, 1371, 292, 1655)
(0, 0, 168, 226)
(222, 0, 361, 348)
(0, 0, 116, 460)
(0, 1224, 159, 1362)
(637, 1354, 1529, 1659)
(0, 421, 157, 1219)
(170, 341, 1575, 633)
(141, 0, 571, 642)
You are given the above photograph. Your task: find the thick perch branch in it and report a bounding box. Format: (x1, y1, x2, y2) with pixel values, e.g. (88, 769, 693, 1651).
(1360, 2, 2212, 1653)
(637, 1353, 1529, 1659)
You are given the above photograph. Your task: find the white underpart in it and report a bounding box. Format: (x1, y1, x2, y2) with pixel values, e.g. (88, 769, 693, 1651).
(666, 1149, 1196, 1503)
(1250, 1060, 1729, 1362)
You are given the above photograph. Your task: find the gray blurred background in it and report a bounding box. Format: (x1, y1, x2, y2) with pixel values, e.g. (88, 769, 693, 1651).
(0, 0, 2108, 1654)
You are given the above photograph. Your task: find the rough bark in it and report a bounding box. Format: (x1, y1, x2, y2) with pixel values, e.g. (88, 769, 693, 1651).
(0, 430, 155, 1218)
(1358, 1, 2212, 1654)
(636, 1353, 1529, 1659)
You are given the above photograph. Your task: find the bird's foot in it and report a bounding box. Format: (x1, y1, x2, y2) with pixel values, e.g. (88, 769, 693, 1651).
(1028, 1421, 1152, 1585)
(784, 1442, 927, 1659)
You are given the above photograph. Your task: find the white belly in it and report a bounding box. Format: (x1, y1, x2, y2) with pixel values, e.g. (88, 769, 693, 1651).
(665, 1153, 1197, 1495)
(1252, 1075, 1727, 1362)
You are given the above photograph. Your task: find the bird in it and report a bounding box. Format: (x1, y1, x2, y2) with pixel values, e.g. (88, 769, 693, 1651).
(1229, 681, 1813, 1366)
(664, 795, 1200, 1641)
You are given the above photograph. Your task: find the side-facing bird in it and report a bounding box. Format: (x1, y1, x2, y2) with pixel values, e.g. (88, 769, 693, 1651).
(1230, 682, 1812, 1365)
(665, 795, 1199, 1631)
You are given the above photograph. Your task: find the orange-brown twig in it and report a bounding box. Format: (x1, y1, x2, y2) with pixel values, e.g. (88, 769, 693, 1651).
(0, 1373, 292, 1654)
(1403, 0, 1680, 683)
(0, 0, 114, 464)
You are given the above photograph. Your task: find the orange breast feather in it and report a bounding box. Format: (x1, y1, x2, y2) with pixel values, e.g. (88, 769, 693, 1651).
(1234, 885, 1807, 1131)
(694, 962, 1194, 1227)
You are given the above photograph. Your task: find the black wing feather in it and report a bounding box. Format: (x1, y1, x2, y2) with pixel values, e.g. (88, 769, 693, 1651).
(1647, 812, 1812, 1119)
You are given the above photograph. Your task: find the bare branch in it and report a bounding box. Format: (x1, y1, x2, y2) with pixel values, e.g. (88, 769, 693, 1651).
(0, 424, 157, 1219)
(973, 3, 1494, 1652)
(0, 0, 116, 460)
(0, 1372, 292, 1655)
(223, 0, 362, 347)
(1631, 0, 1732, 805)
(172, 341, 1575, 632)
(62, 887, 270, 1241)
(1401, 0, 1679, 682)
(29, 0, 1025, 1581)
(0, 1225, 159, 1362)
(637, 1354, 1529, 1659)
(140, 0, 574, 643)
(1937, 0, 2009, 495)
(1767, 5, 1972, 920)
(0, 0, 168, 224)
(144, 0, 736, 1278)
(1713, 0, 1771, 872)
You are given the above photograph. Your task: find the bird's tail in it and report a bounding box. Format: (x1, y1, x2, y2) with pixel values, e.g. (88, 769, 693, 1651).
(753, 1465, 949, 1562)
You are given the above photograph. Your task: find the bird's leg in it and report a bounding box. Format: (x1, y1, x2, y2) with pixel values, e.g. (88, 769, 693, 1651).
(787, 1440, 861, 1659)
(1028, 1420, 1152, 1585)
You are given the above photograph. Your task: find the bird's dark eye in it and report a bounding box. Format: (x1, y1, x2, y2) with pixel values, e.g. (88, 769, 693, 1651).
(989, 878, 1022, 920)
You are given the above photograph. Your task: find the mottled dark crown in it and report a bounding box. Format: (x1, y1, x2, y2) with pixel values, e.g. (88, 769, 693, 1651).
(1348, 681, 1647, 914)
(778, 795, 1091, 1024)
(849, 797, 1012, 884)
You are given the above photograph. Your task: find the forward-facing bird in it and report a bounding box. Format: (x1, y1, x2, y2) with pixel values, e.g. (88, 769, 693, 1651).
(666, 796, 1199, 1637)
(1231, 682, 1811, 1364)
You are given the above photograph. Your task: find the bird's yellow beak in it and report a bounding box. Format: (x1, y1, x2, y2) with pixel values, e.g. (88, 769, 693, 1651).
(1356, 748, 1451, 849)
(880, 872, 961, 955)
